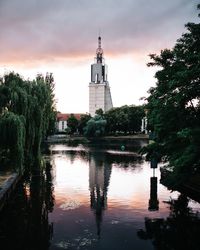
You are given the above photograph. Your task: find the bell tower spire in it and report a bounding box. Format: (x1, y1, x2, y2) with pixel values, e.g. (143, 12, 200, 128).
(96, 36, 104, 63)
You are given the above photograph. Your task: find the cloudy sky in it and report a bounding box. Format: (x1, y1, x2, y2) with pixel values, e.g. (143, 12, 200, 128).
(0, 0, 199, 113)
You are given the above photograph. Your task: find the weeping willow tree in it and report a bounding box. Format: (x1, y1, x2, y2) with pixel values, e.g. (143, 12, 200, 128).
(0, 72, 56, 173)
(0, 112, 25, 172)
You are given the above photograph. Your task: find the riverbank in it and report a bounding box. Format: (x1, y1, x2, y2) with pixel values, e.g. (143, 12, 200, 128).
(88, 134, 149, 149)
(47, 134, 149, 147)
(0, 172, 21, 212)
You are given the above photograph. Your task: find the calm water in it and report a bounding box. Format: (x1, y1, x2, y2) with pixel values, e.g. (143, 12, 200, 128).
(1, 144, 200, 250)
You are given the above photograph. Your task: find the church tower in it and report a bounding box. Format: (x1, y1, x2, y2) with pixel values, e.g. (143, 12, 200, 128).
(89, 36, 113, 116)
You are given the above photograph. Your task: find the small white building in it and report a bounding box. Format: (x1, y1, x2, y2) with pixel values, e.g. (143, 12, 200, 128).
(89, 36, 113, 116)
(56, 113, 83, 133)
(56, 113, 68, 132)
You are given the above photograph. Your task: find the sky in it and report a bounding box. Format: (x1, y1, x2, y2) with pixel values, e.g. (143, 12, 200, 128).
(0, 0, 199, 113)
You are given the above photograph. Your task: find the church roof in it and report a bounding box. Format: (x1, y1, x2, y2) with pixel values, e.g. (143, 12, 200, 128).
(57, 113, 84, 121)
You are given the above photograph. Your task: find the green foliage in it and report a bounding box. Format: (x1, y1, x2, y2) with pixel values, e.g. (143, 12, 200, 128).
(95, 108, 104, 116)
(84, 115, 107, 137)
(104, 105, 145, 135)
(0, 72, 56, 172)
(144, 6, 200, 183)
(78, 114, 91, 135)
(67, 114, 79, 134)
(0, 85, 11, 113)
(0, 112, 25, 171)
(65, 127, 71, 135)
(83, 105, 144, 137)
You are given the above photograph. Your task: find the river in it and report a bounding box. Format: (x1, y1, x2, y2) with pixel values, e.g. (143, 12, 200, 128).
(0, 143, 200, 250)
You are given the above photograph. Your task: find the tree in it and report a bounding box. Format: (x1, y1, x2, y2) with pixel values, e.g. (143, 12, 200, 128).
(127, 105, 145, 133)
(144, 5, 200, 184)
(95, 108, 104, 116)
(0, 72, 56, 172)
(0, 112, 25, 171)
(67, 114, 78, 134)
(84, 115, 107, 137)
(104, 105, 144, 135)
(104, 108, 118, 134)
(78, 114, 91, 135)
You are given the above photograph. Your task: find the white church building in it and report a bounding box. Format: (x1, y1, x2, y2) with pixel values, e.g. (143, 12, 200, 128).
(89, 36, 113, 116)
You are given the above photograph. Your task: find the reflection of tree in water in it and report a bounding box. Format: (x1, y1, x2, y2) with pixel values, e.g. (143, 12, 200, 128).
(138, 194, 200, 250)
(56, 145, 143, 170)
(89, 152, 112, 238)
(0, 160, 54, 250)
(45, 161, 55, 212)
(105, 152, 143, 171)
(65, 150, 89, 164)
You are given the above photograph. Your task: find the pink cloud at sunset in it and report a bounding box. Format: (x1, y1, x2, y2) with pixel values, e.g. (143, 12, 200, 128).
(0, 0, 199, 112)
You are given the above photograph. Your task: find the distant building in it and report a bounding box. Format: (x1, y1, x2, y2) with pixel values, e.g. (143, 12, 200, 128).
(89, 36, 113, 116)
(56, 113, 83, 133)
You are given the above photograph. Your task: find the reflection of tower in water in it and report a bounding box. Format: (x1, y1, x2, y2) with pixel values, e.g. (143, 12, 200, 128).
(89, 152, 112, 237)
